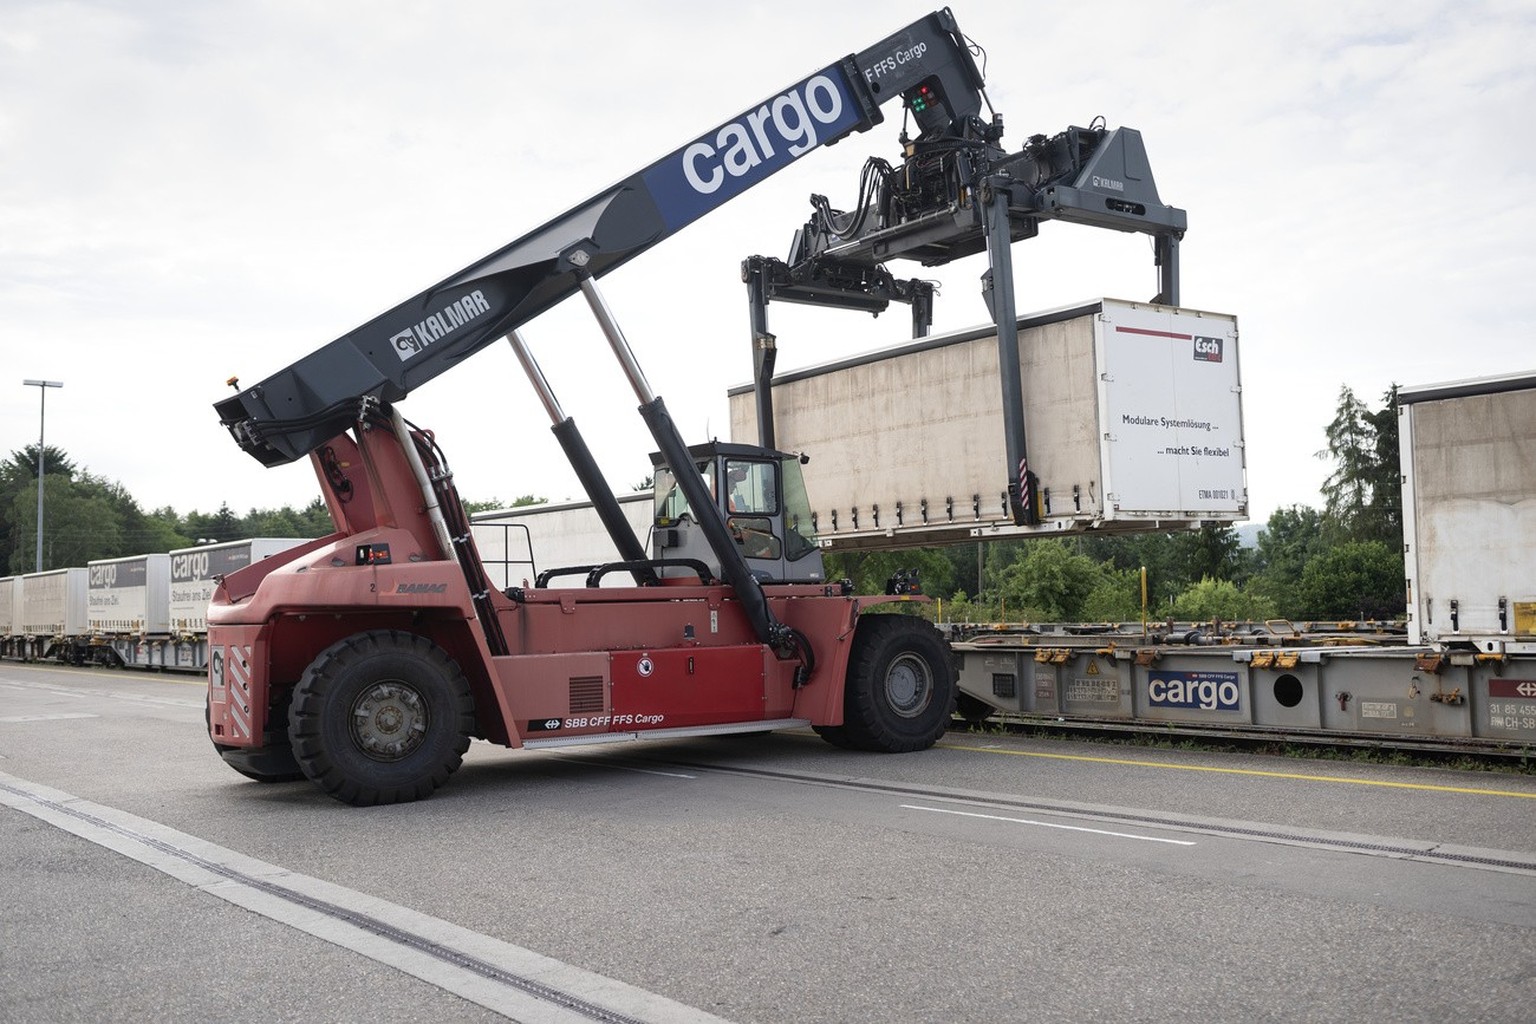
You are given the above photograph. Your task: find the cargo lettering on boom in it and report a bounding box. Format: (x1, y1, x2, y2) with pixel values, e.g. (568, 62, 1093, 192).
(642, 67, 864, 232)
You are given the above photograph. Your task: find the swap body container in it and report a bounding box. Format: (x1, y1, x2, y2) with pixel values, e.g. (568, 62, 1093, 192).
(1399, 371, 1536, 651)
(167, 539, 310, 634)
(0, 576, 20, 645)
(20, 567, 88, 637)
(87, 554, 170, 635)
(726, 298, 1246, 550)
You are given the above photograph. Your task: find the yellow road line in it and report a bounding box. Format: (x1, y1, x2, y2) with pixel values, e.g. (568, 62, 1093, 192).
(936, 741, 1536, 799)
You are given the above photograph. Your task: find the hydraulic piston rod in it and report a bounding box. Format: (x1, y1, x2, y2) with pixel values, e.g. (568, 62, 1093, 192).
(571, 262, 792, 653)
(505, 329, 653, 582)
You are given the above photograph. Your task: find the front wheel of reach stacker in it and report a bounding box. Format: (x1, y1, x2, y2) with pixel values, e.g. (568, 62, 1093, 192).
(288, 629, 475, 806)
(836, 615, 957, 752)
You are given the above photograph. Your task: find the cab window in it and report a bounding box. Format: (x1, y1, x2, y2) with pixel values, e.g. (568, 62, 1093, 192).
(723, 460, 776, 515)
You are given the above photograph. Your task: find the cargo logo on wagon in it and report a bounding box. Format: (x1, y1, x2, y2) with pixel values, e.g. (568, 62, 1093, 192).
(1193, 336, 1223, 362)
(1147, 670, 1240, 711)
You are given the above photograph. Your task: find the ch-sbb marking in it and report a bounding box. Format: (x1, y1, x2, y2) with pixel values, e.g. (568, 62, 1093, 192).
(560, 714, 666, 730)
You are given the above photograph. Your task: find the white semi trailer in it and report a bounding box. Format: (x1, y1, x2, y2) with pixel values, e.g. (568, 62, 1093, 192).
(1399, 371, 1536, 653)
(475, 298, 1249, 566)
(726, 297, 1246, 549)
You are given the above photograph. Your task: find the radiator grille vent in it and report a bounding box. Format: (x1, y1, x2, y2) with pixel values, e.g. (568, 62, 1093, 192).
(992, 672, 1017, 699)
(569, 675, 605, 714)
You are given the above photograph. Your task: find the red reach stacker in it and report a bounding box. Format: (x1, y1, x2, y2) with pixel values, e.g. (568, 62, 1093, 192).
(206, 8, 1187, 803)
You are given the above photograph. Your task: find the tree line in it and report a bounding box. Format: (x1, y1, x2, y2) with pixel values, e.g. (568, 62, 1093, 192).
(0, 448, 335, 574)
(3, 387, 1403, 623)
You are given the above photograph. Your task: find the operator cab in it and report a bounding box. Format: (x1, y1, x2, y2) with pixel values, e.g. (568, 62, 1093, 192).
(651, 441, 823, 583)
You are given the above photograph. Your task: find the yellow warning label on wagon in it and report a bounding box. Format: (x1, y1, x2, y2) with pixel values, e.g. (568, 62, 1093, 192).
(1516, 602, 1536, 635)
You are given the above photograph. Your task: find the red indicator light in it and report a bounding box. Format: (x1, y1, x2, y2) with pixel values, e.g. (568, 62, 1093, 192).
(356, 543, 393, 566)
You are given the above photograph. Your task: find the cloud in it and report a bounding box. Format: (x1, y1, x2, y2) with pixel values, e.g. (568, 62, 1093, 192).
(1, 0, 1532, 530)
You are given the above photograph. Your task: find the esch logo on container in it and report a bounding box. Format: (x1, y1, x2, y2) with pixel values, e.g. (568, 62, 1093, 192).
(1193, 336, 1224, 363)
(1147, 670, 1241, 711)
(641, 66, 862, 232)
(390, 290, 492, 362)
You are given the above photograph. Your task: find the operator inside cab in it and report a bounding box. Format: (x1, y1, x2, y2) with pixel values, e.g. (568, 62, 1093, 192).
(722, 460, 779, 560)
(651, 441, 822, 581)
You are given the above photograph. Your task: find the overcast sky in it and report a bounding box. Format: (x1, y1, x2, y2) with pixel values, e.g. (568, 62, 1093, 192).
(3, 0, 1532, 533)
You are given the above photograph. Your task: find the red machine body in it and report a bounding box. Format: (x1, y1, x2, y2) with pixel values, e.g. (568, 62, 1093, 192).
(207, 421, 946, 803)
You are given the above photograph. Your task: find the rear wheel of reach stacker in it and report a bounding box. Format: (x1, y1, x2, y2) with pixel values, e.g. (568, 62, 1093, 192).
(832, 614, 957, 753)
(288, 629, 475, 806)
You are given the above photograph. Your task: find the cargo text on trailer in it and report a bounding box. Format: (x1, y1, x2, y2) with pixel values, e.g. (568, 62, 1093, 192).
(204, 9, 1190, 804)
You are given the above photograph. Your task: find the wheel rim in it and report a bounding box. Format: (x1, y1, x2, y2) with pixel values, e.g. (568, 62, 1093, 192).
(350, 680, 429, 762)
(884, 652, 933, 718)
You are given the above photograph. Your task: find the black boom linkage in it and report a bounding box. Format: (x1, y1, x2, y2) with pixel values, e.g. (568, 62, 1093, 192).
(743, 113, 1188, 525)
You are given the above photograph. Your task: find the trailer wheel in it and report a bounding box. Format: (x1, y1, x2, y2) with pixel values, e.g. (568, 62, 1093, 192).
(837, 615, 956, 752)
(288, 630, 474, 806)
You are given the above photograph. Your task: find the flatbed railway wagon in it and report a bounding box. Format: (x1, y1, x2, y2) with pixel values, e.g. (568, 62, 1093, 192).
(948, 370, 1536, 752)
(0, 539, 306, 670)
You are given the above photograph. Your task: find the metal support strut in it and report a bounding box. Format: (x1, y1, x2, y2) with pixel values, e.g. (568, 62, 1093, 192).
(980, 179, 1037, 525)
(505, 329, 654, 585)
(569, 257, 794, 655)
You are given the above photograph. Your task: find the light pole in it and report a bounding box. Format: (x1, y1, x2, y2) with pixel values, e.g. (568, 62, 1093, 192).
(22, 379, 63, 572)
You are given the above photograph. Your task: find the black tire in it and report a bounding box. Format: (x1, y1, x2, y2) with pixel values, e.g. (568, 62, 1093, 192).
(812, 724, 858, 750)
(207, 692, 305, 784)
(839, 615, 957, 752)
(288, 630, 474, 806)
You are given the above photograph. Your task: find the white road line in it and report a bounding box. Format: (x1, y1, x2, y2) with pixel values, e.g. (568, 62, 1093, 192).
(0, 771, 735, 1024)
(0, 678, 202, 710)
(902, 803, 1198, 846)
(0, 713, 99, 723)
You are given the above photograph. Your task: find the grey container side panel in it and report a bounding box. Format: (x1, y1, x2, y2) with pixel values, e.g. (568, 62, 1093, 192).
(0, 577, 19, 637)
(750, 328, 1015, 544)
(726, 308, 1109, 547)
(1020, 315, 1104, 518)
(471, 493, 655, 589)
(20, 567, 88, 635)
(1401, 379, 1536, 645)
